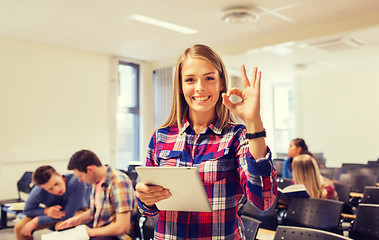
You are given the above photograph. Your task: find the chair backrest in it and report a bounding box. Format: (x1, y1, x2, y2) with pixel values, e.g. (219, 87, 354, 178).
(284, 197, 344, 233)
(321, 167, 343, 180)
(274, 225, 353, 240)
(341, 163, 367, 170)
(241, 215, 261, 240)
(276, 153, 288, 159)
(17, 171, 34, 199)
(333, 182, 352, 204)
(349, 203, 379, 240)
(243, 197, 278, 230)
(273, 159, 284, 177)
(339, 173, 377, 193)
(361, 186, 379, 204)
(313, 152, 326, 167)
(142, 214, 159, 240)
(346, 167, 379, 176)
(243, 197, 278, 218)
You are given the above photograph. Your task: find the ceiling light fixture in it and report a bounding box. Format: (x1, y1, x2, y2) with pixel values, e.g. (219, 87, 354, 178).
(129, 14, 198, 35)
(220, 7, 260, 24)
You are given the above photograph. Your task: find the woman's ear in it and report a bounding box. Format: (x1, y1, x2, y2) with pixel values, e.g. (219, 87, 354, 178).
(295, 147, 302, 155)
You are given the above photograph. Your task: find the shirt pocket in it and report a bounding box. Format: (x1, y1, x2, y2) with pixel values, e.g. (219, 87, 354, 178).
(200, 148, 234, 183)
(157, 150, 182, 166)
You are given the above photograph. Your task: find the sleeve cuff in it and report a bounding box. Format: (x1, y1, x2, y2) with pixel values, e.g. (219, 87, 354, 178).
(136, 198, 159, 216)
(247, 147, 273, 176)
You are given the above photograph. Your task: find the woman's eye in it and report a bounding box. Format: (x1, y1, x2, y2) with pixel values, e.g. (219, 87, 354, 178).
(184, 78, 194, 82)
(205, 76, 215, 81)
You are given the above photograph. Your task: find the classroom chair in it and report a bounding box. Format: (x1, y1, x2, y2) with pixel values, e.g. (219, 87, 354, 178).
(339, 173, 377, 193)
(333, 181, 354, 214)
(241, 215, 261, 240)
(272, 159, 284, 177)
(0, 171, 34, 229)
(242, 197, 278, 230)
(137, 214, 158, 240)
(321, 167, 343, 180)
(348, 203, 379, 240)
(361, 186, 379, 204)
(282, 197, 344, 234)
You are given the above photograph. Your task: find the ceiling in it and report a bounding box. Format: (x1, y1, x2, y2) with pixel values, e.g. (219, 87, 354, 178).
(1, 0, 379, 80)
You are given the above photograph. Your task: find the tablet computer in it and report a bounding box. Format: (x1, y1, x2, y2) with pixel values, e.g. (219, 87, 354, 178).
(135, 166, 212, 212)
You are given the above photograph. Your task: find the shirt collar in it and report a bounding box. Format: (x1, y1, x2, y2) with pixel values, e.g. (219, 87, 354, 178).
(101, 165, 112, 189)
(180, 115, 223, 135)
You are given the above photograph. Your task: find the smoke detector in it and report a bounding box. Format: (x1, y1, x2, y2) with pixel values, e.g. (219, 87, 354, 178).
(220, 7, 259, 24)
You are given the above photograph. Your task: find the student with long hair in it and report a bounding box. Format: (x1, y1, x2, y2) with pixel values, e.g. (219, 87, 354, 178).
(282, 138, 314, 178)
(292, 154, 337, 200)
(135, 44, 277, 239)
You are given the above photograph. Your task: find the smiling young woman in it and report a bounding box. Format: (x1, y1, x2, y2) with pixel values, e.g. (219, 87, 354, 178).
(135, 44, 277, 240)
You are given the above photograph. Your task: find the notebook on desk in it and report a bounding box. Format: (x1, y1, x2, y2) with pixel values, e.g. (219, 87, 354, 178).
(41, 225, 89, 240)
(135, 166, 212, 212)
(278, 184, 309, 204)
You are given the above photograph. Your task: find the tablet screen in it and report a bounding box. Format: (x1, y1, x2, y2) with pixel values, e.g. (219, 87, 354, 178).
(136, 166, 212, 212)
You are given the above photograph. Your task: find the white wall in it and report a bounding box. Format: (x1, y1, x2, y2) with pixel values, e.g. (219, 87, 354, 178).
(1, 34, 377, 199)
(295, 66, 379, 167)
(0, 35, 114, 198)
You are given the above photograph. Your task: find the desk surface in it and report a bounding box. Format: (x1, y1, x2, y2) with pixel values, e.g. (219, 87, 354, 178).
(350, 192, 364, 198)
(256, 228, 276, 240)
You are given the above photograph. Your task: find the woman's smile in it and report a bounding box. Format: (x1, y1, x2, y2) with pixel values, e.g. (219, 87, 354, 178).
(192, 95, 211, 102)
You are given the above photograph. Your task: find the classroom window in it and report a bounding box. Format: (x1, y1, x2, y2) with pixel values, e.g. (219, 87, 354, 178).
(117, 61, 139, 169)
(273, 84, 295, 156)
(153, 67, 174, 129)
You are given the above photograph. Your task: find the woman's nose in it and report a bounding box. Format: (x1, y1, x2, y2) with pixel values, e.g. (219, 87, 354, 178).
(195, 79, 205, 92)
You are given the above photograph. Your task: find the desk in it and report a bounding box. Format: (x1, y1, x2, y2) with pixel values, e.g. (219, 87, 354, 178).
(350, 192, 363, 198)
(341, 213, 356, 220)
(256, 228, 276, 240)
(0, 201, 25, 229)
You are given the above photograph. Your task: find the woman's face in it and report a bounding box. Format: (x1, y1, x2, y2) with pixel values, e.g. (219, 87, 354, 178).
(288, 141, 302, 158)
(181, 57, 223, 119)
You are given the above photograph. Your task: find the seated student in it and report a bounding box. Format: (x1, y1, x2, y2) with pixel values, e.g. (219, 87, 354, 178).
(14, 165, 89, 240)
(57, 149, 135, 240)
(292, 154, 337, 200)
(282, 138, 315, 178)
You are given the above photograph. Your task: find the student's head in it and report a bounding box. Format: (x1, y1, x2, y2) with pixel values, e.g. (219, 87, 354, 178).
(292, 154, 322, 198)
(288, 138, 309, 158)
(163, 44, 234, 129)
(33, 165, 66, 196)
(68, 149, 102, 184)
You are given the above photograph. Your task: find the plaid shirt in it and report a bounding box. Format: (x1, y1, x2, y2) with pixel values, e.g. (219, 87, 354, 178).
(90, 166, 135, 240)
(137, 117, 277, 240)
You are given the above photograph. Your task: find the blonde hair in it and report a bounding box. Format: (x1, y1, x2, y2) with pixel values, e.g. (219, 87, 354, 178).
(292, 154, 337, 199)
(161, 44, 235, 130)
